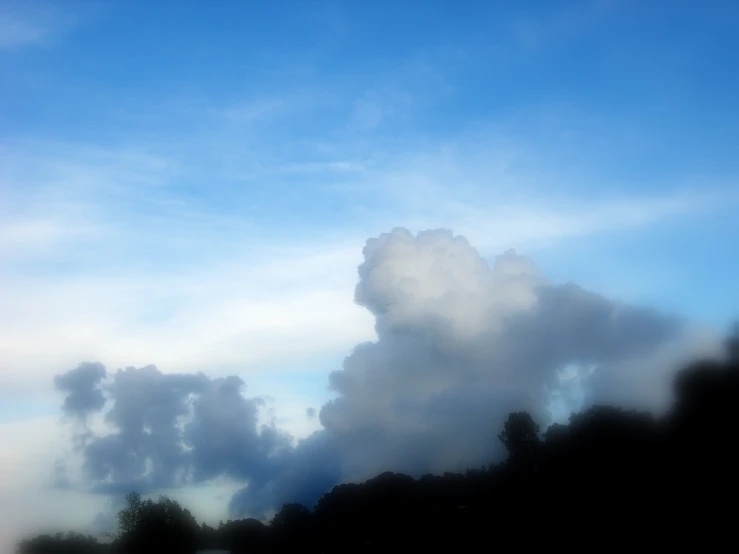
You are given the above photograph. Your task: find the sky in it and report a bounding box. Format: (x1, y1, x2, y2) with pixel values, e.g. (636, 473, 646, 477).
(1, 0, 739, 549)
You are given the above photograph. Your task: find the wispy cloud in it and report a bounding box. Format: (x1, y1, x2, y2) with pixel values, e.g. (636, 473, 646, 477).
(212, 93, 318, 125)
(510, 0, 621, 51)
(0, 0, 83, 51)
(350, 87, 413, 131)
(0, 415, 110, 552)
(1, 126, 729, 410)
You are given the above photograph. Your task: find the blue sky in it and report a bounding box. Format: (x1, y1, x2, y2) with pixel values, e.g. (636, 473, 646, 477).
(1, 0, 739, 547)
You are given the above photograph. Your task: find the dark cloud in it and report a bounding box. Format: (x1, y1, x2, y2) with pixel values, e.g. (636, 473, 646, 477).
(81, 365, 209, 492)
(54, 362, 107, 418)
(306, 407, 317, 420)
(57, 366, 289, 498)
(229, 430, 341, 518)
(56, 228, 720, 520)
(184, 375, 292, 483)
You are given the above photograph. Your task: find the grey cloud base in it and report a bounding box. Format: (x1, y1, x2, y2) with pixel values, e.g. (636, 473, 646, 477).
(54, 362, 107, 418)
(54, 228, 715, 519)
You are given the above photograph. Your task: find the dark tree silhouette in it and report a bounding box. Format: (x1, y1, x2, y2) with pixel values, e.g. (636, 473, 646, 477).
(17, 327, 739, 553)
(110, 493, 199, 554)
(270, 503, 315, 552)
(16, 531, 104, 554)
(218, 517, 272, 554)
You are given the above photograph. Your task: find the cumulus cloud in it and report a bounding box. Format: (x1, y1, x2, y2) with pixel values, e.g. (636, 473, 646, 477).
(230, 228, 717, 513)
(54, 362, 107, 419)
(54, 364, 290, 500)
(55, 228, 721, 520)
(306, 230, 686, 478)
(185, 375, 292, 484)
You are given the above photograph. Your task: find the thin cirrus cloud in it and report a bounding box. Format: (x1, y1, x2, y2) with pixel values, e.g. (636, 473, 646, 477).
(0, 0, 88, 51)
(0, 126, 731, 414)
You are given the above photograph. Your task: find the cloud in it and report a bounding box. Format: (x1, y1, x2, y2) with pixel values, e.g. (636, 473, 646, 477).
(184, 375, 292, 484)
(1, 128, 730, 410)
(82, 366, 210, 492)
(53, 364, 294, 507)
(510, 0, 620, 51)
(349, 87, 412, 132)
(1, 134, 727, 433)
(0, 0, 82, 51)
(229, 430, 342, 518)
(0, 415, 110, 554)
(54, 362, 107, 419)
(228, 228, 720, 514)
(315, 230, 684, 467)
(54, 228, 721, 522)
(0, 217, 374, 395)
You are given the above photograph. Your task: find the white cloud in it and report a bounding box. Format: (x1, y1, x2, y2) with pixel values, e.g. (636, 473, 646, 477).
(222, 228, 723, 515)
(0, 0, 83, 51)
(0, 244, 374, 394)
(0, 416, 109, 553)
(0, 133, 729, 411)
(350, 88, 412, 131)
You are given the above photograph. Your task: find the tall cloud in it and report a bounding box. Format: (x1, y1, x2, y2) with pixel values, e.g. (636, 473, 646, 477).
(231, 228, 713, 514)
(55, 228, 720, 519)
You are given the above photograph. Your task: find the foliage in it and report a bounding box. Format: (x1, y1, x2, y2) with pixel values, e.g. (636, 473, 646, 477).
(16, 531, 103, 554)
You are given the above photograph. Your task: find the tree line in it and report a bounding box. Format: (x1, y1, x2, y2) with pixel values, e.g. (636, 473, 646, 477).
(17, 329, 739, 553)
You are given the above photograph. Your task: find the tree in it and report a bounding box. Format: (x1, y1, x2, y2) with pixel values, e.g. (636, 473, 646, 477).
(219, 518, 272, 554)
(113, 493, 199, 554)
(270, 503, 312, 531)
(498, 411, 540, 464)
(115, 492, 144, 536)
(271, 503, 315, 551)
(16, 531, 102, 554)
(726, 321, 739, 362)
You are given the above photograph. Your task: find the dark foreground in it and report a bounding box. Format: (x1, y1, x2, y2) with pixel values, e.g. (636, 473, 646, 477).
(18, 331, 739, 553)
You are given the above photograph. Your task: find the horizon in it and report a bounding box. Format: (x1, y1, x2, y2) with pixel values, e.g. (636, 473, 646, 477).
(2, 0, 739, 550)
